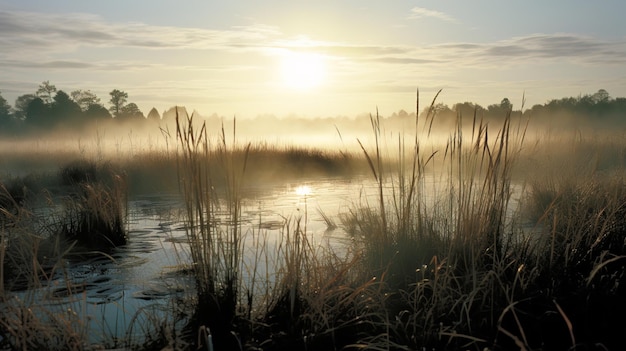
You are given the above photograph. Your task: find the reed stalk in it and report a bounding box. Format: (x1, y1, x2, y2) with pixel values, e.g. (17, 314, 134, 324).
(175, 109, 255, 348)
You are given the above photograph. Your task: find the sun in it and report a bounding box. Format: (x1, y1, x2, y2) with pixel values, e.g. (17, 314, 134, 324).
(280, 51, 327, 91)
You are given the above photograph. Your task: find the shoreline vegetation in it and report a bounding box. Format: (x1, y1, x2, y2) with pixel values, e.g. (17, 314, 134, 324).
(1, 91, 626, 350)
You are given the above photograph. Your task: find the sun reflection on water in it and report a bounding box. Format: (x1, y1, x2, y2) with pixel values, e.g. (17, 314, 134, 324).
(295, 185, 312, 196)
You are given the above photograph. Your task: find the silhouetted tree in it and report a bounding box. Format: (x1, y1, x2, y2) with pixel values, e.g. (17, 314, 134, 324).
(84, 103, 112, 120)
(0, 91, 14, 131)
(119, 102, 144, 119)
(71, 90, 101, 111)
(109, 89, 128, 118)
(0, 91, 11, 120)
(453, 102, 485, 117)
(592, 89, 610, 104)
(146, 107, 161, 121)
(162, 106, 189, 121)
(486, 98, 513, 117)
(25, 97, 49, 127)
(36, 80, 57, 104)
(500, 97, 512, 111)
(432, 103, 453, 115)
(14, 94, 36, 121)
(51, 90, 82, 125)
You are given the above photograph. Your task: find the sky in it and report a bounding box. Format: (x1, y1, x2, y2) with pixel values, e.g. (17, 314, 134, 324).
(1, 0, 626, 119)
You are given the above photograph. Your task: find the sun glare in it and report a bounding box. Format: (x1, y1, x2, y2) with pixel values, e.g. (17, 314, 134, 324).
(295, 185, 312, 196)
(280, 51, 327, 91)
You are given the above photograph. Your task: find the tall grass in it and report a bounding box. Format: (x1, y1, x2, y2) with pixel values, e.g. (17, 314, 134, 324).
(345, 91, 545, 349)
(175, 110, 252, 348)
(174, 110, 373, 350)
(342, 91, 626, 350)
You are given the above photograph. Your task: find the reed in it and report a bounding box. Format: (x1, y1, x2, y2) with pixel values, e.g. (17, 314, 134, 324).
(342, 91, 626, 350)
(57, 160, 128, 249)
(175, 109, 253, 349)
(174, 109, 369, 350)
(345, 91, 540, 349)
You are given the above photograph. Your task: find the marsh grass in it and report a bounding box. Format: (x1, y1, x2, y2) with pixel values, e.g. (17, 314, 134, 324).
(0, 160, 130, 350)
(0, 294, 91, 351)
(340, 92, 626, 350)
(4, 96, 626, 349)
(174, 110, 377, 350)
(57, 160, 128, 249)
(519, 172, 626, 349)
(175, 110, 251, 349)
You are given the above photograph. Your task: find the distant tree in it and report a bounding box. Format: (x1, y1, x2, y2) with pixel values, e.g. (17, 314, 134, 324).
(36, 80, 57, 104)
(0, 91, 11, 121)
(84, 103, 112, 120)
(525, 104, 545, 116)
(162, 106, 189, 120)
(109, 89, 128, 118)
(71, 90, 101, 111)
(146, 107, 161, 121)
(611, 97, 626, 116)
(25, 97, 49, 127)
(119, 102, 144, 119)
(51, 90, 82, 125)
(14, 94, 36, 120)
(453, 102, 485, 117)
(500, 97, 512, 111)
(487, 98, 512, 116)
(592, 89, 610, 104)
(432, 102, 452, 115)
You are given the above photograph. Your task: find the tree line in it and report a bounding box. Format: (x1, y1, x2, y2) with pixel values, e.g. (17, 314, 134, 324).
(390, 89, 626, 127)
(0, 81, 163, 133)
(1, 82, 625, 134)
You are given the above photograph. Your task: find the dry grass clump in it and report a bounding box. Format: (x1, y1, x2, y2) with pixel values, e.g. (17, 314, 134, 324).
(0, 295, 92, 351)
(518, 172, 626, 350)
(0, 180, 62, 293)
(57, 160, 128, 249)
(1, 160, 127, 292)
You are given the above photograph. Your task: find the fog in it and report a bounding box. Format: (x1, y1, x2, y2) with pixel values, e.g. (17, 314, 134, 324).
(2, 99, 626, 181)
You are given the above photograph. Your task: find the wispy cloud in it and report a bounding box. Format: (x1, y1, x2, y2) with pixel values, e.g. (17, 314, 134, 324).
(2, 9, 625, 115)
(408, 7, 457, 23)
(0, 10, 283, 58)
(4, 10, 622, 71)
(437, 34, 626, 66)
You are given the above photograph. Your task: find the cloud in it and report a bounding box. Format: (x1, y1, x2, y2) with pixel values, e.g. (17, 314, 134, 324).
(381, 33, 626, 68)
(1, 59, 96, 69)
(5, 9, 622, 71)
(2, 9, 625, 115)
(475, 34, 626, 65)
(0, 10, 283, 57)
(408, 7, 457, 23)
